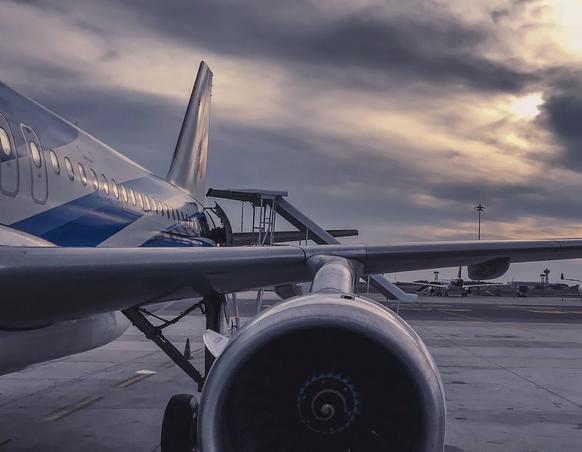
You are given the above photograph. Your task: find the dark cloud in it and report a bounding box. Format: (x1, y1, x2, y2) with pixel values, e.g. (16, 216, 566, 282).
(539, 70, 582, 167)
(133, 0, 536, 93)
(18, 0, 536, 94)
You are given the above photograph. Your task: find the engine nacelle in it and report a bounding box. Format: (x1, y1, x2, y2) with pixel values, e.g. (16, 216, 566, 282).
(199, 293, 446, 452)
(468, 257, 510, 281)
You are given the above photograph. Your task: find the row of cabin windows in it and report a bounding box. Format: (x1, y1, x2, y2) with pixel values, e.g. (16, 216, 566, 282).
(0, 124, 198, 227)
(46, 149, 195, 224)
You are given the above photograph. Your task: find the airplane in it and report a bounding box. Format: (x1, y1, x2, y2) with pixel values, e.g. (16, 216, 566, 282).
(3, 61, 582, 452)
(560, 273, 582, 297)
(412, 266, 504, 297)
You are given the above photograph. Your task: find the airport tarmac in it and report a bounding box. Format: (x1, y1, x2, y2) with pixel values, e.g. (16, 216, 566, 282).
(1, 294, 582, 451)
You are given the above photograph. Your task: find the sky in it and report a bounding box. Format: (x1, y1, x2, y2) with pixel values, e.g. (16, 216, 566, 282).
(2, 0, 582, 282)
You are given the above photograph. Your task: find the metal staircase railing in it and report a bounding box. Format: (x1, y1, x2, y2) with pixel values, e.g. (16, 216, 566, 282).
(206, 188, 416, 302)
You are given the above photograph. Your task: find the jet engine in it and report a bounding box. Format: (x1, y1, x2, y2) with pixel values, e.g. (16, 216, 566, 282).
(199, 293, 446, 452)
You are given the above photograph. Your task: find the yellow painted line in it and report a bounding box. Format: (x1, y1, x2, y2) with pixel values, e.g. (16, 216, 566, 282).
(44, 396, 103, 421)
(115, 373, 155, 388)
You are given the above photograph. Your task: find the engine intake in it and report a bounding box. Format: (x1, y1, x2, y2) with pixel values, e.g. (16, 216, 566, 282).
(199, 294, 445, 452)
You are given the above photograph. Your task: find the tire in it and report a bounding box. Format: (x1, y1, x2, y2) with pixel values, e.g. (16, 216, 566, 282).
(161, 394, 199, 452)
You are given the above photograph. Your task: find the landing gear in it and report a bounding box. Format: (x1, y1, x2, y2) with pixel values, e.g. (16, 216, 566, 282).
(123, 294, 227, 452)
(161, 394, 199, 452)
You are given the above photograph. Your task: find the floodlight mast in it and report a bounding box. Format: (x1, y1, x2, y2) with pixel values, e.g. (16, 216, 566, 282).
(474, 203, 485, 240)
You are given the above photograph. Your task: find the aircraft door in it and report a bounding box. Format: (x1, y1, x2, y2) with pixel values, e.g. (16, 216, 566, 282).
(0, 113, 19, 196)
(20, 124, 48, 204)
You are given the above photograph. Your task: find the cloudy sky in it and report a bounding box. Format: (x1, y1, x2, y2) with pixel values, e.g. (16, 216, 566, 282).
(3, 0, 582, 282)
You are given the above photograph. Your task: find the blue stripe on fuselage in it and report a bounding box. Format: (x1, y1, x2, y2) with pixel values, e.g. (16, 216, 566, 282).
(12, 191, 142, 246)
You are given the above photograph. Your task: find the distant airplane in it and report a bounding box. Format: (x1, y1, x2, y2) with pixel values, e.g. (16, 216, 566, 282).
(412, 266, 504, 296)
(560, 273, 582, 297)
(3, 61, 582, 451)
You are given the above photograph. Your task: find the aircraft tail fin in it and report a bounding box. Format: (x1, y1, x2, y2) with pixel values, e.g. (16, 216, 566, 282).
(166, 61, 213, 201)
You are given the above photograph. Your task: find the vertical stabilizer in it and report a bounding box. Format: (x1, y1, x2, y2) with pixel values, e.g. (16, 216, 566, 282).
(166, 61, 213, 201)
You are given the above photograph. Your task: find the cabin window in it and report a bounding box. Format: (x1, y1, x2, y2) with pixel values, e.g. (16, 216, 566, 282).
(29, 142, 42, 168)
(64, 157, 74, 180)
(163, 203, 169, 218)
(49, 150, 60, 174)
(0, 127, 12, 157)
(129, 188, 136, 205)
(90, 169, 99, 191)
(137, 192, 144, 209)
(78, 163, 87, 186)
(171, 209, 176, 221)
(152, 199, 158, 213)
(101, 174, 110, 195)
(144, 195, 151, 211)
(120, 184, 128, 203)
(111, 179, 120, 199)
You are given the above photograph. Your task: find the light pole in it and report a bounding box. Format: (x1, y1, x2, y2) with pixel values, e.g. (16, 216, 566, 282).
(474, 203, 485, 240)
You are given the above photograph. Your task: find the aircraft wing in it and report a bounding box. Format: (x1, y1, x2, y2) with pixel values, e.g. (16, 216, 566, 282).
(463, 282, 506, 288)
(409, 282, 447, 288)
(3, 239, 582, 328)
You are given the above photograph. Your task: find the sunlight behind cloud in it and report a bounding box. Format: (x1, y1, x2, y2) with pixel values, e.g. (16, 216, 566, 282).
(508, 92, 544, 120)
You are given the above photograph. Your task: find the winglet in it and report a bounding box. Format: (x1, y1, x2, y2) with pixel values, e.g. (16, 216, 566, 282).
(166, 61, 213, 201)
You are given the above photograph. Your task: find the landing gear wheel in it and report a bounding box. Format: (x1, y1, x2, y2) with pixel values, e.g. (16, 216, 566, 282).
(161, 394, 199, 452)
